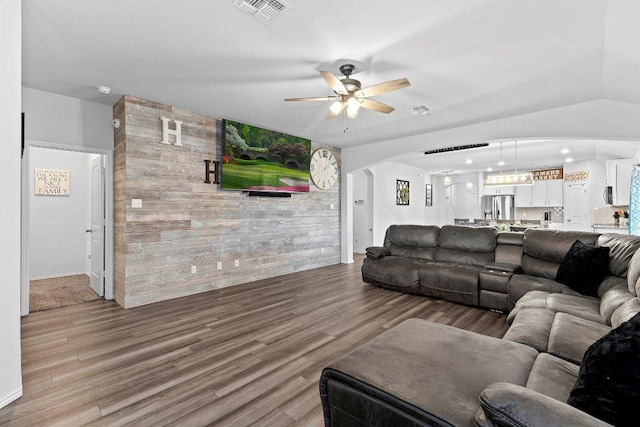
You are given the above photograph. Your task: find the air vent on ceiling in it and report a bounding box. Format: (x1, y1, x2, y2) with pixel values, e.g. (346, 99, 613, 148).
(232, 0, 292, 25)
(424, 143, 489, 155)
(406, 104, 431, 116)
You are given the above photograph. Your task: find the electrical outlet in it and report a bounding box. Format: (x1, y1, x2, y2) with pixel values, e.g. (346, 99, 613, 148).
(217, 261, 222, 270)
(191, 265, 197, 274)
(321, 247, 325, 254)
(234, 259, 240, 267)
(132, 199, 142, 208)
(330, 204, 335, 210)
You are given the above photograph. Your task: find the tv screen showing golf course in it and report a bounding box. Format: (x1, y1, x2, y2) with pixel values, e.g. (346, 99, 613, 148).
(221, 120, 311, 193)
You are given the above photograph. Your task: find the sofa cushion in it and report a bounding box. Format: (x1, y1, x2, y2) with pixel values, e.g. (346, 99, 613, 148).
(507, 274, 580, 308)
(503, 308, 555, 352)
(600, 283, 635, 325)
(419, 262, 481, 306)
(322, 319, 538, 427)
(384, 224, 439, 261)
(555, 240, 610, 297)
(507, 291, 603, 325)
(611, 298, 640, 328)
(626, 247, 640, 296)
(523, 229, 600, 263)
(547, 313, 611, 364)
(478, 383, 608, 427)
(361, 257, 421, 294)
(568, 312, 640, 426)
(597, 233, 640, 278)
(434, 225, 497, 267)
(437, 225, 498, 252)
(526, 352, 580, 402)
(520, 229, 600, 279)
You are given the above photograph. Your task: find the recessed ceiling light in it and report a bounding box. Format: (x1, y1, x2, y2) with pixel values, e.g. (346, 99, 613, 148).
(498, 160, 505, 166)
(97, 85, 111, 95)
(561, 148, 570, 154)
(465, 159, 472, 164)
(487, 167, 493, 172)
(565, 157, 573, 163)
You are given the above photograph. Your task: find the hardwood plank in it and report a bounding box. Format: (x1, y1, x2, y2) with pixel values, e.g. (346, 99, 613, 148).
(0, 256, 509, 426)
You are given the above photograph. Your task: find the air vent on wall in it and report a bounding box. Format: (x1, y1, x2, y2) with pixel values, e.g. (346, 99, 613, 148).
(232, 0, 292, 25)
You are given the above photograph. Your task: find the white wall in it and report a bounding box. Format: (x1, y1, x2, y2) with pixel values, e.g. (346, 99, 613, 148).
(564, 159, 607, 230)
(0, 0, 23, 408)
(22, 87, 113, 150)
(352, 170, 368, 253)
(433, 173, 481, 225)
(29, 148, 93, 279)
(369, 162, 427, 246)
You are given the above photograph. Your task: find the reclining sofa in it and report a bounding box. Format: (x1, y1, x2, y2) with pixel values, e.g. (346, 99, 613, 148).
(362, 224, 639, 312)
(319, 225, 640, 426)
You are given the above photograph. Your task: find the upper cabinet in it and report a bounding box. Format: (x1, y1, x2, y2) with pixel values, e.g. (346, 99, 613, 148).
(514, 185, 532, 207)
(515, 180, 563, 207)
(483, 185, 514, 196)
(606, 159, 633, 206)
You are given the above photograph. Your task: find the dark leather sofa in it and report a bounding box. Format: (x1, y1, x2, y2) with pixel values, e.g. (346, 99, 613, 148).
(362, 225, 638, 313)
(320, 225, 640, 426)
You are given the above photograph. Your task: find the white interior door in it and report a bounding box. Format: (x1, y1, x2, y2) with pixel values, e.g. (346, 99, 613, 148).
(90, 156, 105, 296)
(566, 184, 588, 231)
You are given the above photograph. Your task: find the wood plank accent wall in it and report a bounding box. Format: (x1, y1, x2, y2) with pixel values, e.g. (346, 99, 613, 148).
(113, 96, 341, 308)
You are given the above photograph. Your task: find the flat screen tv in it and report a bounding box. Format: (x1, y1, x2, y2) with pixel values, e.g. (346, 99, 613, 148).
(221, 120, 311, 193)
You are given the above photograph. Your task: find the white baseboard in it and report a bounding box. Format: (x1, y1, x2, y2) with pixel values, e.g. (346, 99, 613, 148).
(29, 271, 88, 281)
(0, 387, 22, 409)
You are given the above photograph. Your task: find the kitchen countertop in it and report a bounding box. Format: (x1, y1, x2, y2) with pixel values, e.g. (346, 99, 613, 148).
(592, 223, 629, 229)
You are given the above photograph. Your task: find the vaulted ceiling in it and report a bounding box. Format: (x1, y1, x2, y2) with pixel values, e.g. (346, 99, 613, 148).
(22, 0, 640, 170)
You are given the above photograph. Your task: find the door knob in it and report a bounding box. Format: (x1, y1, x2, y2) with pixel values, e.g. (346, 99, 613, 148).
(86, 229, 92, 233)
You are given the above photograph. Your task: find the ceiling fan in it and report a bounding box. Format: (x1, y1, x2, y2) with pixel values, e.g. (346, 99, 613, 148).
(285, 64, 411, 119)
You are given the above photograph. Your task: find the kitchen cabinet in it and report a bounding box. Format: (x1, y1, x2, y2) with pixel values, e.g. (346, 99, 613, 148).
(483, 185, 514, 196)
(606, 159, 633, 206)
(515, 180, 563, 207)
(514, 185, 532, 207)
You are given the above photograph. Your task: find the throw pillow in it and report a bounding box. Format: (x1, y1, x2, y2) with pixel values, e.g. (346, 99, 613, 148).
(567, 312, 640, 426)
(555, 240, 610, 297)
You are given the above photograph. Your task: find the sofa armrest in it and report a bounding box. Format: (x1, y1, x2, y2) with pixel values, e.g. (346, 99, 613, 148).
(477, 382, 611, 427)
(485, 262, 521, 274)
(365, 246, 390, 260)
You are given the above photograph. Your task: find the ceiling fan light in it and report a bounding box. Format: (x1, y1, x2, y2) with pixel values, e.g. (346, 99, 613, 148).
(329, 101, 344, 115)
(346, 97, 361, 111)
(346, 106, 359, 119)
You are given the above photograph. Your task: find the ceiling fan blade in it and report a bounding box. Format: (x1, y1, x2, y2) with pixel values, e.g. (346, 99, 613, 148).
(360, 99, 395, 114)
(320, 71, 349, 95)
(284, 96, 339, 102)
(356, 78, 411, 98)
(327, 102, 346, 119)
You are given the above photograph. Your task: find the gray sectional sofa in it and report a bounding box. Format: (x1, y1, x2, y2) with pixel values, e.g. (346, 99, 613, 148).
(362, 225, 639, 313)
(320, 224, 640, 426)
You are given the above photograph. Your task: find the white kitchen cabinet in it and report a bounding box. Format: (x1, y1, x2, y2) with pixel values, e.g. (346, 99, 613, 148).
(515, 185, 532, 207)
(545, 180, 564, 206)
(606, 159, 633, 206)
(514, 180, 563, 207)
(483, 185, 514, 196)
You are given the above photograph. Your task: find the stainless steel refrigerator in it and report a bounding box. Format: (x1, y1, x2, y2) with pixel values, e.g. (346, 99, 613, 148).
(481, 195, 514, 220)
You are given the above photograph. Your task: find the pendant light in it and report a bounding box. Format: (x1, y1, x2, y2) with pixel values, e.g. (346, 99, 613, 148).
(484, 140, 534, 186)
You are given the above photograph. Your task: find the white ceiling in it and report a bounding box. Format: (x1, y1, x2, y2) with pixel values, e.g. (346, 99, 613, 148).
(22, 0, 640, 172)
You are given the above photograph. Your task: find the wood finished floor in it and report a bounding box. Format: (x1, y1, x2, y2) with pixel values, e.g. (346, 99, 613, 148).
(2, 256, 508, 426)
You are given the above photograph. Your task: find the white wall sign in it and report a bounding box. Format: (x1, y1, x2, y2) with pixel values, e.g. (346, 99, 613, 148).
(34, 169, 70, 196)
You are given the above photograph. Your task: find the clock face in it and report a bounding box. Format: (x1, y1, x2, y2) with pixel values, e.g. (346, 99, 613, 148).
(310, 148, 339, 190)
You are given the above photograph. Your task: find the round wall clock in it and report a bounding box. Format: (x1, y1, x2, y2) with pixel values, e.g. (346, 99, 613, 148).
(310, 148, 339, 190)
